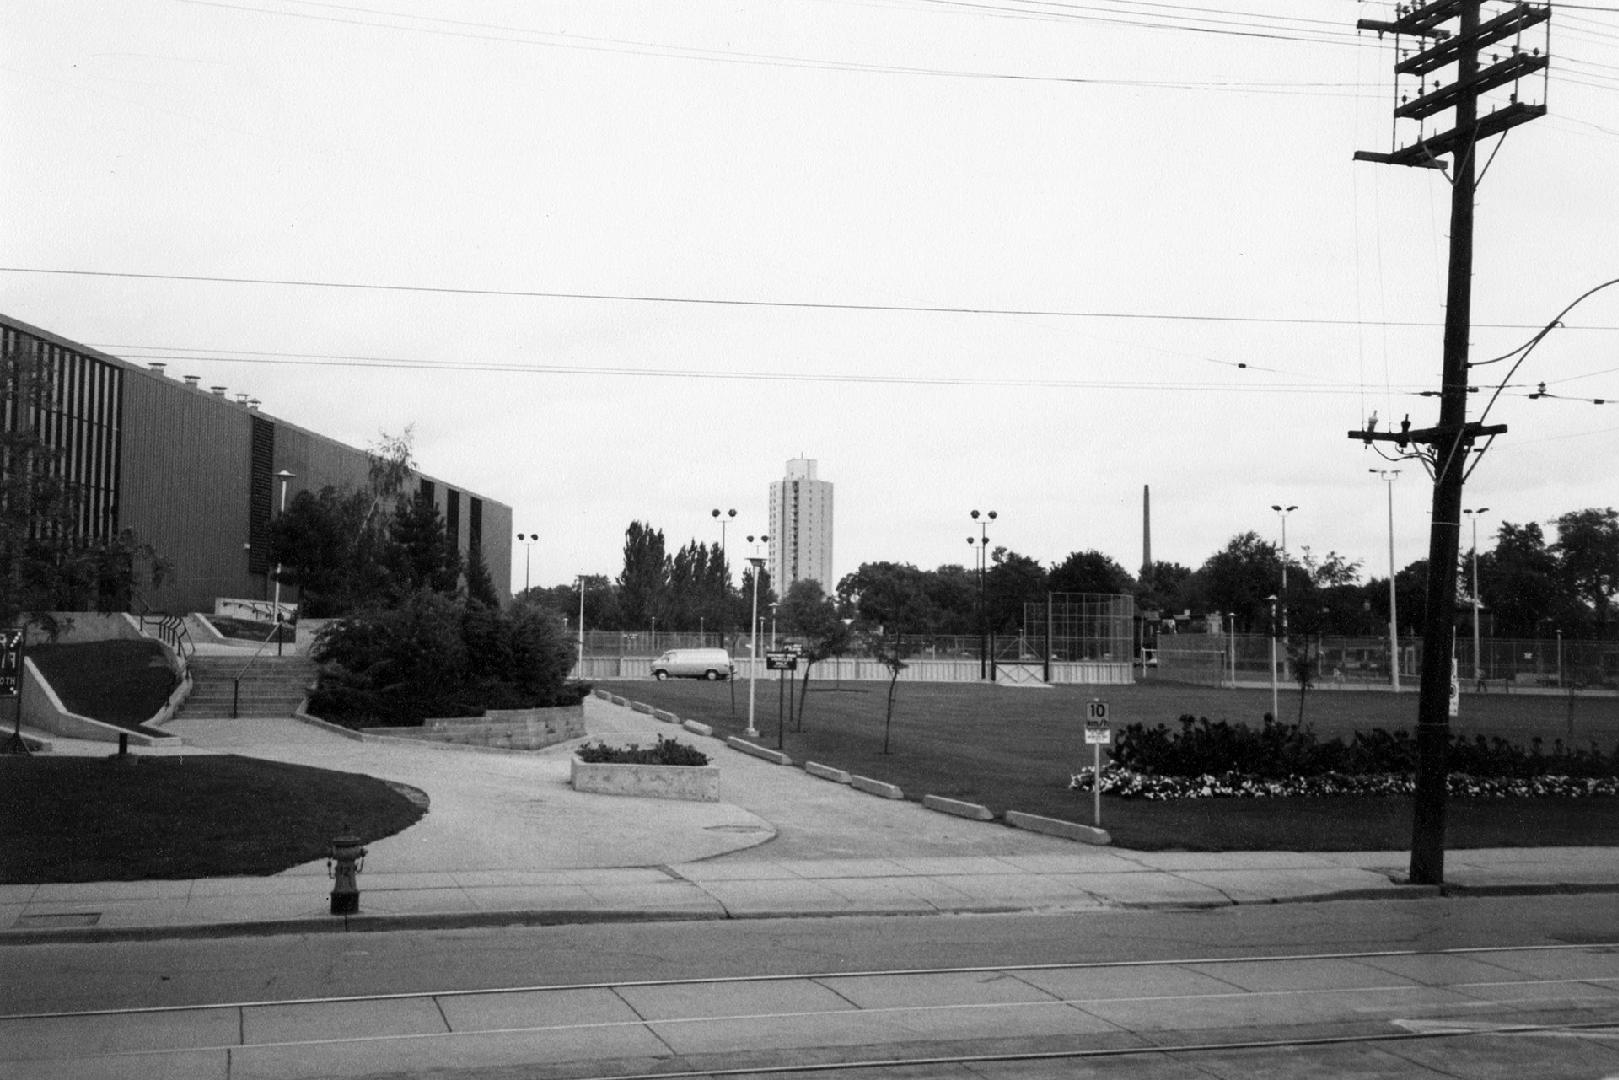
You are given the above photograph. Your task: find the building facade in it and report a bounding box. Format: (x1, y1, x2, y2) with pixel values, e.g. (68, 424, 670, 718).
(1, 313, 512, 614)
(768, 457, 834, 594)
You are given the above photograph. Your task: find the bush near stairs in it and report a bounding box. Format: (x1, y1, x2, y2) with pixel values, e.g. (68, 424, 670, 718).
(179, 656, 316, 719)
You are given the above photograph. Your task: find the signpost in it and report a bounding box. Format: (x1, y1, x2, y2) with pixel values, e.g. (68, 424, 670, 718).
(1084, 699, 1111, 827)
(2, 629, 28, 755)
(766, 651, 798, 749)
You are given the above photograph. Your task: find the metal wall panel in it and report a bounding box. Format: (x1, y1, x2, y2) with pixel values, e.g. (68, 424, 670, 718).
(4, 314, 515, 612)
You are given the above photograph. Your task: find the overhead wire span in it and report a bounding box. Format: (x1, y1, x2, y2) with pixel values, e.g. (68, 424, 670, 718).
(10, 266, 1619, 333)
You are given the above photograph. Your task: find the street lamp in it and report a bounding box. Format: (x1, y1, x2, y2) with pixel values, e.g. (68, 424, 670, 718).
(273, 470, 295, 655)
(744, 534, 769, 738)
(576, 574, 586, 663)
(1371, 471, 1401, 692)
(711, 508, 736, 586)
(1463, 507, 1490, 688)
(1268, 594, 1279, 721)
(1227, 612, 1237, 688)
(1271, 504, 1297, 639)
(516, 533, 538, 595)
(970, 510, 997, 679)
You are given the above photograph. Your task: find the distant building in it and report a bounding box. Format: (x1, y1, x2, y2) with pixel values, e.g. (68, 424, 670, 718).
(1, 313, 512, 614)
(768, 458, 834, 594)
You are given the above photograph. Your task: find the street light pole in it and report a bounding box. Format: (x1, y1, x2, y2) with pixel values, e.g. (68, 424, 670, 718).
(576, 575, 585, 663)
(1463, 507, 1490, 687)
(1268, 594, 1279, 720)
(1271, 504, 1297, 640)
(1372, 471, 1401, 692)
(273, 470, 295, 656)
(745, 539, 768, 738)
(711, 508, 736, 586)
(516, 533, 537, 596)
(970, 510, 997, 680)
(1227, 612, 1237, 688)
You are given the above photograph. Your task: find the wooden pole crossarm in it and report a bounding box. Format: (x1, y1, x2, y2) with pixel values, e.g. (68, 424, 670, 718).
(1348, 422, 1507, 447)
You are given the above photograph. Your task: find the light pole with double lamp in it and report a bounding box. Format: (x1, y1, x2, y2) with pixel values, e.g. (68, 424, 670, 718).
(1371, 471, 1401, 691)
(1271, 504, 1296, 639)
(516, 533, 538, 596)
(745, 535, 769, 738)
(970, 510, 997, 679)
(1463, 507, 1490, 687)
(711, 508, 736, 585)
(1268, 594, 1280, 721)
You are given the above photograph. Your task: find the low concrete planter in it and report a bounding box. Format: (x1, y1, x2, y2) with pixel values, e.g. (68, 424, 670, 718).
(570, 757, 721, 802)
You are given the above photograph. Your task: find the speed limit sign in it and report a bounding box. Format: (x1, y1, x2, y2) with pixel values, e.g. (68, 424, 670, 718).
(1086, 700, 1109, 723)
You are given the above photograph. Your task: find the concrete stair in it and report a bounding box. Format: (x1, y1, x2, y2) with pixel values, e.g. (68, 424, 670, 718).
(178, 655, 317, 719)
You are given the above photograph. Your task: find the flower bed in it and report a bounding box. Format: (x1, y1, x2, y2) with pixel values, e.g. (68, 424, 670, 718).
(571, 736, 719, 802)
(1071, 764, 1619, 800)
(1076, 713, 1619, 800)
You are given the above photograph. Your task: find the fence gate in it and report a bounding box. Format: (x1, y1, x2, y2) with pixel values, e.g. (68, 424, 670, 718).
(992, 633, 1046, 685)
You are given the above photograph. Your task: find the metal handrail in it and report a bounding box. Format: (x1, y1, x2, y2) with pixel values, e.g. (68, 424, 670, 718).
(232, 623, 288, 719)
(138, 612, 195, 660)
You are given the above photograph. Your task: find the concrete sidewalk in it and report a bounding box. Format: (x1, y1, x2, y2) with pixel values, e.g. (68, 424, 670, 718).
(4, 695, 1618, 942)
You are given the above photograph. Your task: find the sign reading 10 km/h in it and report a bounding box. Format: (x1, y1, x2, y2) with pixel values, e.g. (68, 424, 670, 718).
(1084, 699, 1110, 827)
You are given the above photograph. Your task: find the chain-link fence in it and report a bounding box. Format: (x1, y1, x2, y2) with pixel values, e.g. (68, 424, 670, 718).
(1153, 632, 1619, 692)
(576, 596, 1137, 684)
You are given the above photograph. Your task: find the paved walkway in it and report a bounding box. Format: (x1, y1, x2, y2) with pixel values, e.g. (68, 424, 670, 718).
(4, 695, 1618, 942)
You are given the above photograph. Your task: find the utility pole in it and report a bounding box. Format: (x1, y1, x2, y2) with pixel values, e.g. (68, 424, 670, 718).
(1350, 0, 1547, 887)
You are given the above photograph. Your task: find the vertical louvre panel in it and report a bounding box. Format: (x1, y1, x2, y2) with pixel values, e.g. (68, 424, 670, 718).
(247, 417, 274, 575)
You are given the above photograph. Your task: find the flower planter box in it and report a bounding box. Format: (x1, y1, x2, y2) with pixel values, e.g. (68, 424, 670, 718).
(570, 757, 721, 802)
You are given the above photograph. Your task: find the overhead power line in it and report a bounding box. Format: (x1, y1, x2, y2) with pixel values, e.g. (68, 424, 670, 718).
(95, 343, 1438, 396)
(8, 266, 1619, 333)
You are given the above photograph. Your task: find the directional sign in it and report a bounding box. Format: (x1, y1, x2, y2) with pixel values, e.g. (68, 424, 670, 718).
(0, 629, 21, 698)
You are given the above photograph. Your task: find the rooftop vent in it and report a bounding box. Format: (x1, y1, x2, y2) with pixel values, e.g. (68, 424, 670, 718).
(183, 375, 201, 387)
(148, 362, 167, 376)
(210, 386, 227, 396)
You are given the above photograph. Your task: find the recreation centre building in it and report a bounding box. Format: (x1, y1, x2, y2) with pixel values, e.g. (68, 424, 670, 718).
(1, 313, 512, 615)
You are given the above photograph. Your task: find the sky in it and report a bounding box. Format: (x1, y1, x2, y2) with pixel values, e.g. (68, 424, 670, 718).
(4, 0, 1617, 598)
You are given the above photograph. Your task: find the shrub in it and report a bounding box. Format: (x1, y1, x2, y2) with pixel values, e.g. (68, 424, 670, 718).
(575, 736, 709, 766)
(309, 590, 588, 727)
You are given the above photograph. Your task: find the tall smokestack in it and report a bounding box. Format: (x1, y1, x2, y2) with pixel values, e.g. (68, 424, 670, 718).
(1142, 485, 1152, 575)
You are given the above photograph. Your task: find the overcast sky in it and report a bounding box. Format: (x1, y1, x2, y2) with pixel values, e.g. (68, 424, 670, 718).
(5, 1, 1616, 597)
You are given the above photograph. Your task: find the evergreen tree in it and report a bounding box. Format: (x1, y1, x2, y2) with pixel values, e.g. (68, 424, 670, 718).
(617, 521, 668, 629)
(385, 489, 462, 600)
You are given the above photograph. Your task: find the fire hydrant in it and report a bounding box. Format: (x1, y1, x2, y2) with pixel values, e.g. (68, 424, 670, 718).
(328, 834, 367, 915)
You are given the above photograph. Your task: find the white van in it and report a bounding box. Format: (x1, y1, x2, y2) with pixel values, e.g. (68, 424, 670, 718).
(650, 648, 735, 681)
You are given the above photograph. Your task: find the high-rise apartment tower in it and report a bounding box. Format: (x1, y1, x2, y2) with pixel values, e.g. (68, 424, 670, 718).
(768, 458, 834, 594)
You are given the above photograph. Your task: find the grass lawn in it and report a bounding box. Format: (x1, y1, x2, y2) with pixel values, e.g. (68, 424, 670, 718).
(27, 640, 178, 732)
(0, 754, 426, 883)
(602, 678, 1619, 852)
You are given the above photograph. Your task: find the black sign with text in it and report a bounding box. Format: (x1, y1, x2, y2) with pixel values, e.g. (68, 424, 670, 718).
(0, 630, 21, 698)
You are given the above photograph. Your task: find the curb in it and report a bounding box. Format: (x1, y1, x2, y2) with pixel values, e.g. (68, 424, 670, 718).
(805, 761, 852, 784)
(922, 795, 994, 821)
(1005, 810, 1111, 846)
(726, 737, 792, 766)
(850, 775, 904, 800)
(9, 879, 1606, 945)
